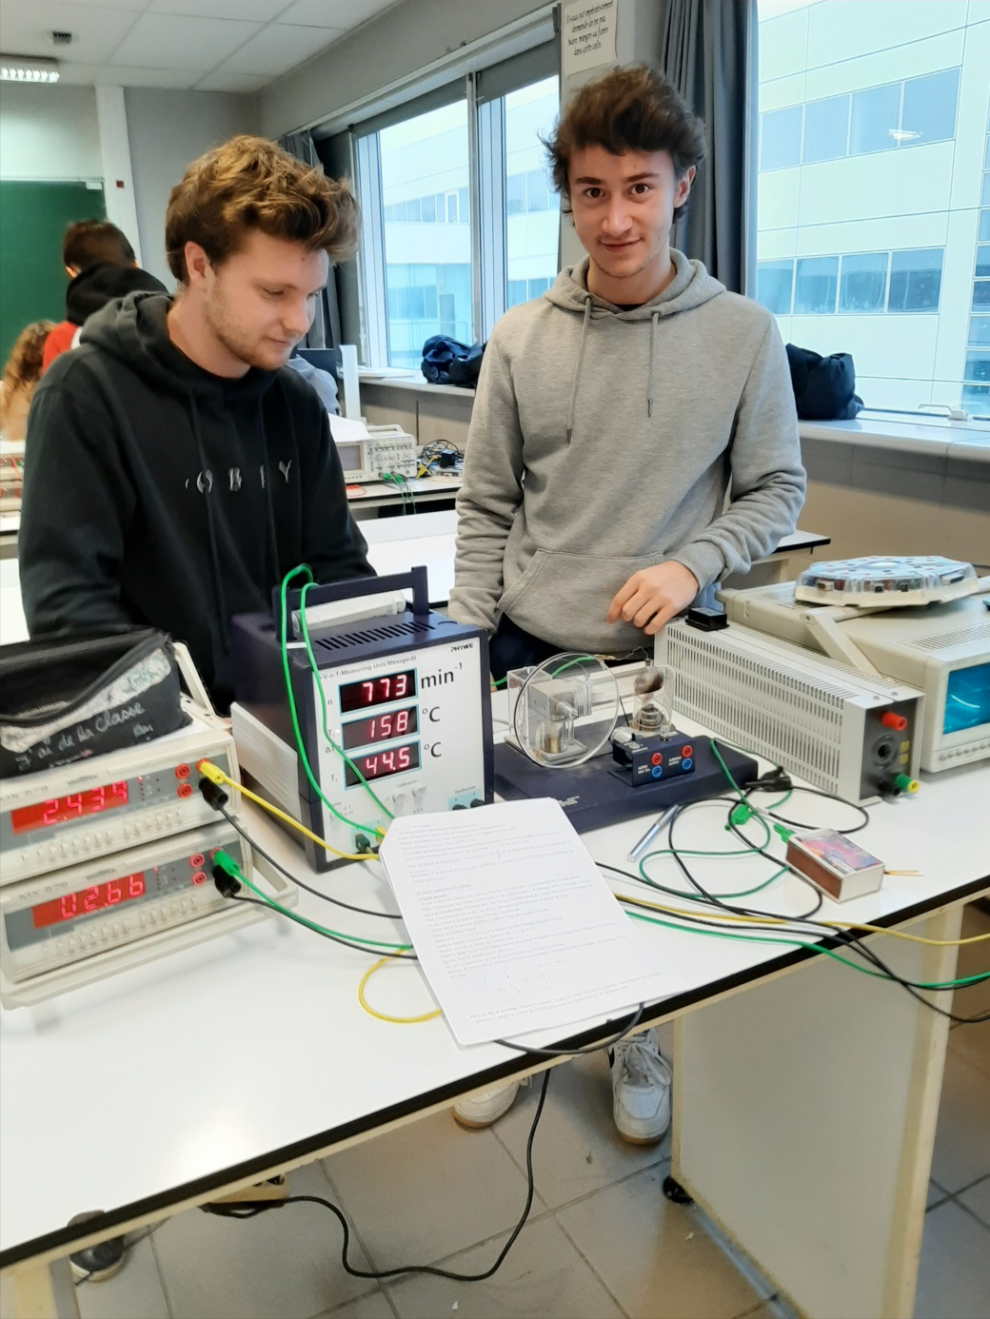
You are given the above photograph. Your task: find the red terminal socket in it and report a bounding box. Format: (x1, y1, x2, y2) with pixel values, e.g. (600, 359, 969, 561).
(681, 744, 693, 759)
(189, 853, 205, 868)
(881, 712, 908, 732)
(177, 783, 193, 798)
(174, 763, 190, 779)
(191, 871, 207, 886)
(651, 752, 663, 766)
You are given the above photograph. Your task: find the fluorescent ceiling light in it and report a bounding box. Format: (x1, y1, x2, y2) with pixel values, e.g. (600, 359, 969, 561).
(0, 55, 60, 83)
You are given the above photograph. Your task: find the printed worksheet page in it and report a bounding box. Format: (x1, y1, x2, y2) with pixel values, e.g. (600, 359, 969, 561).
(378, 798, 686, 1046)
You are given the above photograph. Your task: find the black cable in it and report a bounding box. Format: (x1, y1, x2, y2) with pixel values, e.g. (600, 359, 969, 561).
(224, 891, 417, 961)
(745, 783, 871, 835)
(495, 1003, 646, 1057)
(202, 1070, 552, 1282)
(216, 803, 403, 921)
(606, 798, 990, 1026)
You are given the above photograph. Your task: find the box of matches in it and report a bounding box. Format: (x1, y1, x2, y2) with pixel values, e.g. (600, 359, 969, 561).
(786, 829, 885, 902)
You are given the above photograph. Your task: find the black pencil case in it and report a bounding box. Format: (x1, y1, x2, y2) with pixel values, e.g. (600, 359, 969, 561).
(0, 629, 189, 777)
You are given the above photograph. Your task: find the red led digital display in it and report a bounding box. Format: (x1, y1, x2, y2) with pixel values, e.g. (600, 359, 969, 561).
(31, 873, 146, 930)
(341, 706, 418, 751)
(339, 670, 416, 713)
(344, 741, 420, 787)
(10, 782, 129, 835)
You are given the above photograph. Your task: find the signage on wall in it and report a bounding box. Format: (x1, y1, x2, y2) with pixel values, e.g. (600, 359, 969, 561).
(562, 0, 617, 78)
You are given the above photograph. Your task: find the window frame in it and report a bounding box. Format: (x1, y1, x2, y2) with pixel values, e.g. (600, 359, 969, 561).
(345, 37, 559, 367)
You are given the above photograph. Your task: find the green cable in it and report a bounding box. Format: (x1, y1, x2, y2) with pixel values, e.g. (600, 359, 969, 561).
(625, 908, 990, 989)
(279, 566, 388, 838)
(637, 804, 786, 900)
(215, 851, 411, 951)
(298, 580, 394, 821)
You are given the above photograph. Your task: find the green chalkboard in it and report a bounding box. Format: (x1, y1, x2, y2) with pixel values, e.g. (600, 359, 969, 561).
(0, 180, 106, 365)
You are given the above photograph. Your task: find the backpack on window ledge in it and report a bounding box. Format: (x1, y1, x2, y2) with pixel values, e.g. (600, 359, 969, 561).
(785, 344, 863, 420)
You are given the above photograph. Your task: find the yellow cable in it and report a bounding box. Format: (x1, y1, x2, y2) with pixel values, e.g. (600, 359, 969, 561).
(358, 956, 443, 1024)
(197, 760, 377, 862)
(614, 892, 990, 947)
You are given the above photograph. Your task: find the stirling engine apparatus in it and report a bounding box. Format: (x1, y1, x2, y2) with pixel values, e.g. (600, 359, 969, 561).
(494, 652, 757, 831)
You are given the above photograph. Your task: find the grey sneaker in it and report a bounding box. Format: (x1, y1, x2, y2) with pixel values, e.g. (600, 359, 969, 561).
(452, 1080, 520, 1128)
(608, 1028, 672, 1144)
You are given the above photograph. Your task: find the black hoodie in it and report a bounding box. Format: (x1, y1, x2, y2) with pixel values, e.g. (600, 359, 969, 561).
(65, 262, 168, 326)
(20, 292, 374, 711)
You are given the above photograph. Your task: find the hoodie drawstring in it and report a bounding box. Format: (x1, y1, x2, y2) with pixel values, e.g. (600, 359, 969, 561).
(647, 312, 660, 419)
(189, 399, 232, 670)
(258, 398, 280, 590)
(566, 295, 593, 444)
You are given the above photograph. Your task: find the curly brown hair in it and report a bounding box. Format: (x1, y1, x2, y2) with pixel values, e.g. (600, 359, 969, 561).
(165, 135, 360, 283)
(544, 64, 706, 218)
(0, 320, 54, 434)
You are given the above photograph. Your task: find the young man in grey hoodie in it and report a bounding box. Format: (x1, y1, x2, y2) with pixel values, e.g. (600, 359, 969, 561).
(448, 65, 805, 1138)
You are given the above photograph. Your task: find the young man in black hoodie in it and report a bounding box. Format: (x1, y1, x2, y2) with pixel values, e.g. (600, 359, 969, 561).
(41, 220, 168, 371)
(20, 136, 374, 711)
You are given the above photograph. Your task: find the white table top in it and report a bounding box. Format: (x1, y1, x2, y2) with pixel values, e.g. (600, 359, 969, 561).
(1, 699, 987, 1265)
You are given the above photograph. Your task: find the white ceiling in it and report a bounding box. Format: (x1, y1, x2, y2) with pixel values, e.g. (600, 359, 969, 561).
(0, 0, 399, 94)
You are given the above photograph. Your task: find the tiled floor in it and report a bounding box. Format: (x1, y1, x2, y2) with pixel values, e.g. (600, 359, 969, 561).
(2, 905, 988, 1319)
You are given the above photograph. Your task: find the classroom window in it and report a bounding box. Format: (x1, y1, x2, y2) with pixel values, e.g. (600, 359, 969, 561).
(375, 100, 473, 367)
(970, 317, 990, 347)
(756, 1, 982, 415)
(839, 252, 887, 313)
(888, 249, 942, 313)
(761, 106, 802, 171)
(756, 260, 794, 314)
(794, 257, 838, 314)
(503, 75, 560, 317)
(850, 83, 901, 155)
(803, 95, 848, 163)
(900, 69, 959, 147)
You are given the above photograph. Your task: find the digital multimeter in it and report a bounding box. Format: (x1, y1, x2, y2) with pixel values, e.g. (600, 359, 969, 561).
(0, 823, 293, 1008)
(0, 711, 238, 886)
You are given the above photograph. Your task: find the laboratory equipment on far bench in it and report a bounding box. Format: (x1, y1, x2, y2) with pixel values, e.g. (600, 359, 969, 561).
(229, 568, 494, 871)
(493, 653, 758, 832)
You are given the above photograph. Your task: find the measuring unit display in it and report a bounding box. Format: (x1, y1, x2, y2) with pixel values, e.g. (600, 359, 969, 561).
(0, 823, 294, 1007)
(0, 714, 238, 885)
(230, 567, 494, 871)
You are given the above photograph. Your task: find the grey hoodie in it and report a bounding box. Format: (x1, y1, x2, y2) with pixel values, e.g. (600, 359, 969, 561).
(449, 251, 805, 654)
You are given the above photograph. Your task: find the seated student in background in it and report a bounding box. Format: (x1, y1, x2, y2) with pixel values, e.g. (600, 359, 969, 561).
(41, 220, 167, 372)
(20, 135, 373, 712)
(448, 64, 805, 1141)
(0, 322, 54, 443)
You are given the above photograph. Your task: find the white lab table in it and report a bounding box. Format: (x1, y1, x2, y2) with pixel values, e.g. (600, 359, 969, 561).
(0, 692, 986, 1318)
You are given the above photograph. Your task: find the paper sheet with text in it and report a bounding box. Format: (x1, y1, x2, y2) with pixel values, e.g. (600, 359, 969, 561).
(378, 798, 687, 1047)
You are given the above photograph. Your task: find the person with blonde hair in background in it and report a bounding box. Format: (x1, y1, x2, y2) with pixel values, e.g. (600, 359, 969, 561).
(0, 321, 54, 442)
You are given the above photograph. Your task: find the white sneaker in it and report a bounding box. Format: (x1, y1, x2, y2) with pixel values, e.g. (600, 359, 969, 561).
(608, 1028, 672, 1145)
(452, 1080, 520, 1129)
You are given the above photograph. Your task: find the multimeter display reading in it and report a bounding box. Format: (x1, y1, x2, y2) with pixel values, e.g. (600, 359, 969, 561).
(344, 742, 420, 787)
(31, 873, 147, 929)
(341, 706, 418, 751)
(339, 670, 416, 713)
(11, 782, 130, 834)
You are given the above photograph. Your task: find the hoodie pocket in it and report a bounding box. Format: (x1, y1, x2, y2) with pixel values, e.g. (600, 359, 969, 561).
(497, 549, 550, 618)
(499, 549, 666, 645)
